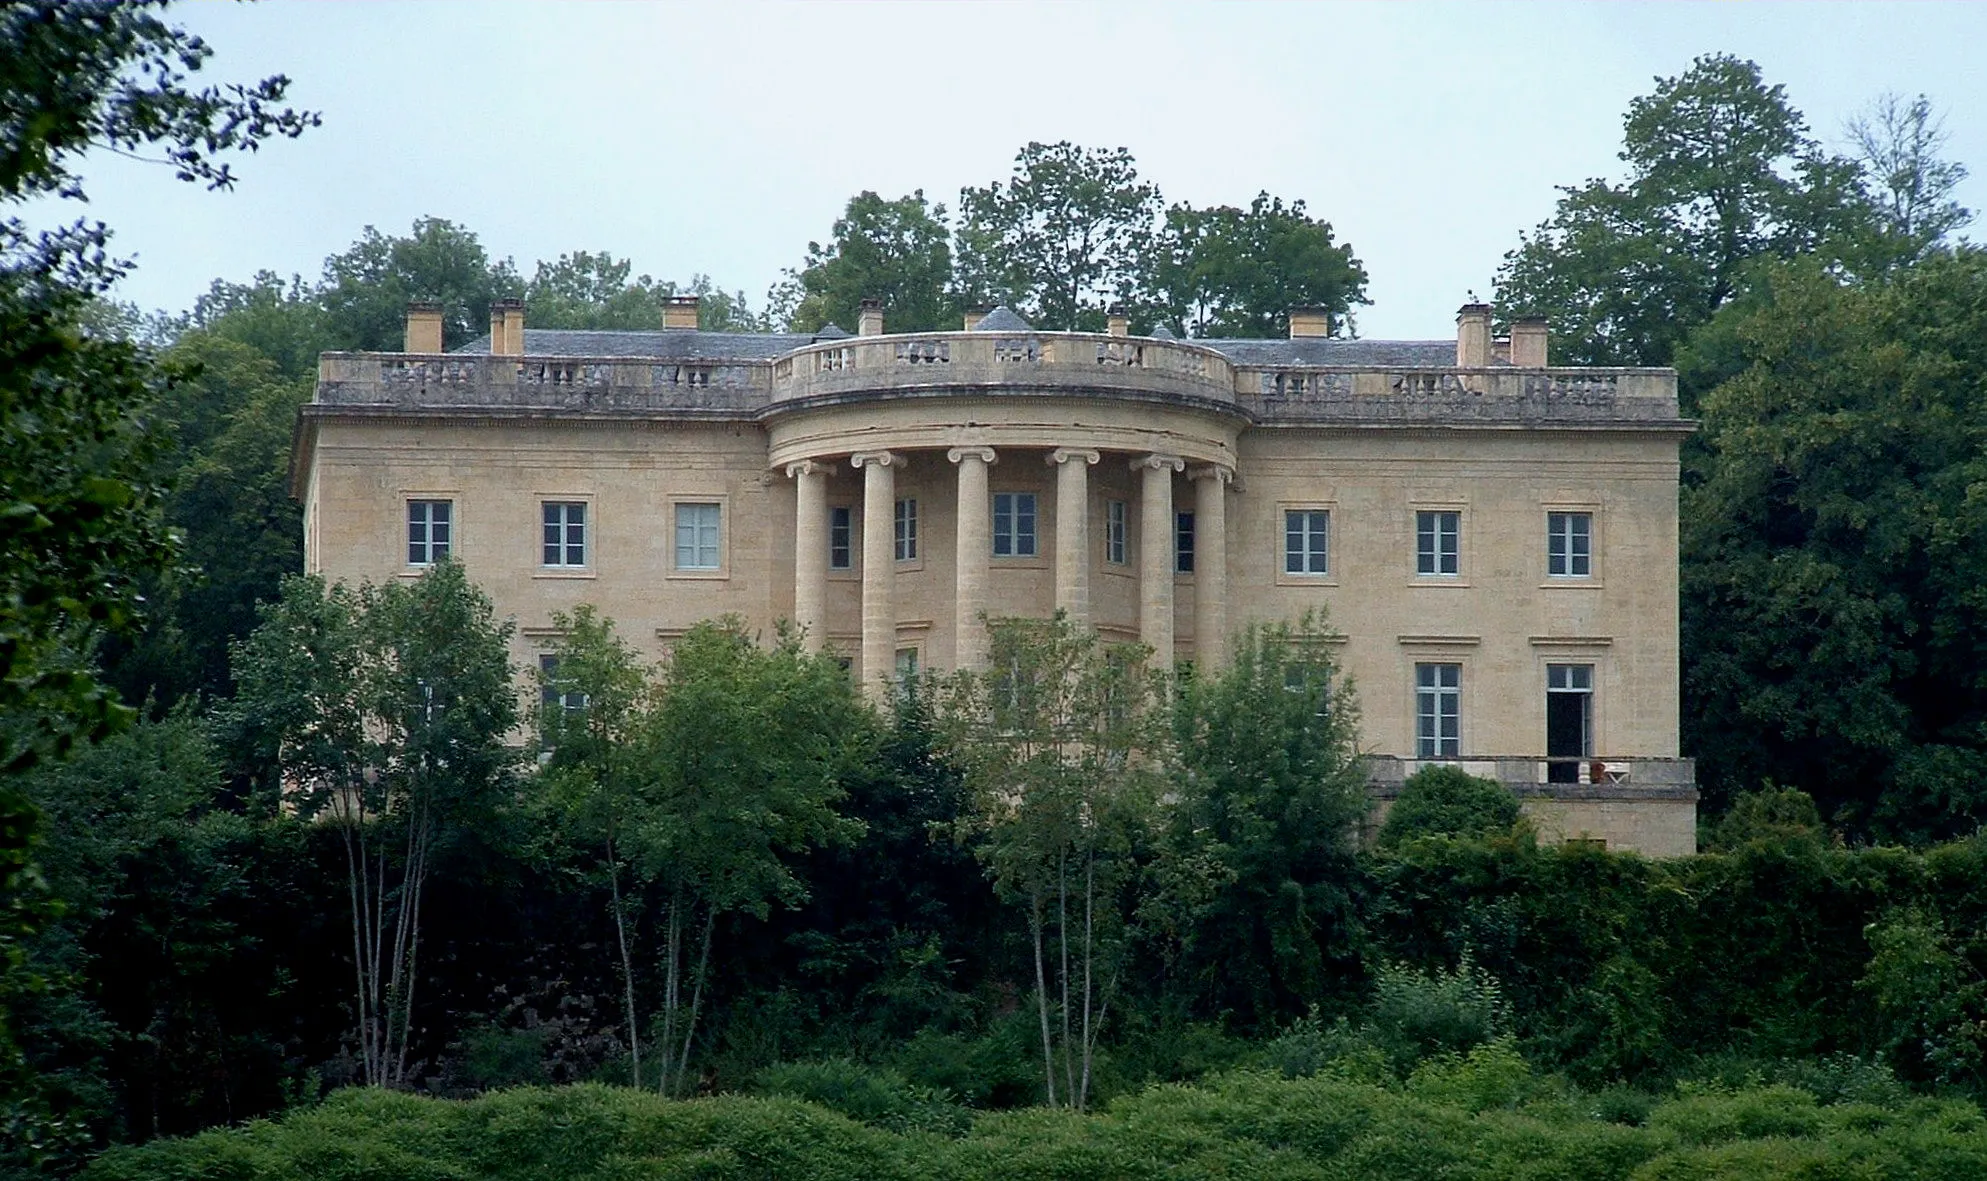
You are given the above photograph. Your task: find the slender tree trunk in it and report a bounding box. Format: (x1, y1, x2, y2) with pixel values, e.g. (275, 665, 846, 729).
(607, 836, 640, 1089)
(340, 823, 374, 1086)
(659, 889, 683, 1095)
(676, 909, 715, 1097)
(391, 817, 431, 1087)
(1079, 852, 1095, 1109)
(1030, 890, 1056, 1108)
(1058, 849, 1074, 1106)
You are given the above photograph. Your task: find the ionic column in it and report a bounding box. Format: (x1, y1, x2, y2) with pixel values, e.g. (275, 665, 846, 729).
(1049, 448, 1100, 626)
(949, 446, 997, 669)
(851, 451, 903, 699)
(787, 460, 832, 651)
(1135, 453, 1186, 664)
(1191, 464, 1234, 670)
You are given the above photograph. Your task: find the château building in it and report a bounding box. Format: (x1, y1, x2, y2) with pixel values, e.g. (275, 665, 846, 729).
(292, 296, 1698, 855)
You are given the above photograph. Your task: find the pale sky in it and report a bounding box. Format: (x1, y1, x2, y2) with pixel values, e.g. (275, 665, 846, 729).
(50, 0, 1987, 340)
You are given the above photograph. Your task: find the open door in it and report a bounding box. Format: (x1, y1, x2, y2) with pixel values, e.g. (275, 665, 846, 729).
(1546, 664, 1592, 783)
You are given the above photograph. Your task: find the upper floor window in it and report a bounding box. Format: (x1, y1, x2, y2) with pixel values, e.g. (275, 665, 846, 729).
(538, 654, 587, 717)
(1285, 509, 1329, 575)
(407, 499, 452, 566)
(1416, 510, 1460, 576)
(542, 501, 586, 567)
(1105, 500, 1128, 564)
(675, 502, 721, 570)
(829, 506, 852, 570)
(1176, 511, 1195, 574)
(993, 492, 1038, 557)
(1548, 511, 1592, 578)
(1415, 662, 1461, 758)
(895, 497, 919, 562)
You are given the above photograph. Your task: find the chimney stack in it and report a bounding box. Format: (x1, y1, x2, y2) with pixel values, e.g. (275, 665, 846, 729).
(495, 299, 525, 356)
(1288, 306, 1331, 339)
(1509, 317, 1549, 368)
(962, 307, 989, 331)
(404, 301, 443, 353)
(1106, 305, 1129, 337)
(1455, 302, 1492, 367)
(857, 298, 884, 337)
(663, 295, 700, 330)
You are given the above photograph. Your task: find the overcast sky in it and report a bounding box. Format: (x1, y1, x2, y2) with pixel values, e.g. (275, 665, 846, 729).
(51, 0, 1987, 340)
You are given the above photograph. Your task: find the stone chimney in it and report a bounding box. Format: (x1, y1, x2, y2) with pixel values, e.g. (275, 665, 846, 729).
(1509, 317, 1550, 367)
(497, 299, 525, 356)
(1288, 306, 1331, 339)
(857, 298, 884, 337)
(1106, 305, 1130, 337)
(404, 301, 443, 353)
(962, 307, 989, 331)
(1455, 303, 1492, 367)
(663, 295, 700, 330)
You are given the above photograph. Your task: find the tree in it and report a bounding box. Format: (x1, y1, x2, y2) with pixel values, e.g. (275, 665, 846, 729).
(1680, 252, 1987, 838)
(1145, 194, 1369, 339)
(954, 142, 1161, 331)
(1168, 615, 1367, 1029)
(781, 191, 953, 334)
(1495, 55, 1873, 368)
(1847, 92, 1973, 262)
(318, 217, 522, 352)
(1377, 765, 1521, 847)
(524, 251, 670, 332)
(941, 615, 1168, 1109)
(622, 619, 871, 1095)
(228, 563, 518, 1088)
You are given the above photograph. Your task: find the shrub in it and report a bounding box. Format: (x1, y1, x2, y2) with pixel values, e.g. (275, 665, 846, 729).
(752, 1058, 971, 1136)
(1364, 955, 1510, 1074)
(1378, 766, 1519, 847)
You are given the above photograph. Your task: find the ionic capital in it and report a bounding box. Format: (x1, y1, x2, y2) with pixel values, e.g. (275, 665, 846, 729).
(1189, 463, 1235, 485)
(849, 451, 905, 470)
(1047, 447, 1101, 467)
(784, 459, 835, 479)
(947, 446, 998, 466)
(1131, 453, 1186, 474)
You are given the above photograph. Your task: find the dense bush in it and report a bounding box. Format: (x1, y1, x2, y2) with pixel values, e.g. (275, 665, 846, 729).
(1377, 766, 1521, 847)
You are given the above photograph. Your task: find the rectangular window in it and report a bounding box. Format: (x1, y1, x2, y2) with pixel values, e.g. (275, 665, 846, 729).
(538, 654, 586, 716)
(1284, 509, 1330, 575)
(993, 492, 1038, 557)
(1176, 511, 1195, 574)
(1415, 662, 1461, 758)
(407, 499, 452, 565)
(1416, 510, 1460, 576)
(1547, 511, 1592, 578)
(674, 502, 721, 570)
(895, 647, 920, 682)
(1546, 663, 1594, 783)
(1105, 500, 1127, 564)
(828, 506, 852, 570)
(542, 501, 586, 567)
(895, 498, 918, 562)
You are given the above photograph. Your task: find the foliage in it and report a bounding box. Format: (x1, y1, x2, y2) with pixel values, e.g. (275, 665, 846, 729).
(1378, 766, 1521, 847)
(1708, 787, 1825, 851)
(753, 1058, 972, 1136)
(780, 191, 953, 334)
(527, 253, 760, 332)
(1145, 194, 1369, 338)
(317, 216, 523, 352)
(1166, 615, 1366, 1028)
(1496, 54, 1877, 368)
(1847, 92, 1973, 262)
(954, 142, 1161, 331)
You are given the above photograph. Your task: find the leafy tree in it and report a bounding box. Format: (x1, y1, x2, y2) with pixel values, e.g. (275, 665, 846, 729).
(624, 619, 871, 1095)
(1168, 615, 1367, 1029)
(1378, 766, 1520, 848)
(1496, 54, 1873, 368)
(1146, 194, 1369, 339)
(1681, 252, 1987, 837)
(228, 563, 518, 1088)
(954, 142, 1160, 331)
(524, 251, 670, 332)
(184, 270, 331, 381)
(941, 615, 1168, 1109)
(782, 191, 953, 334)
(318, 217, 522, 352)
(1847, 92, 1973, 263)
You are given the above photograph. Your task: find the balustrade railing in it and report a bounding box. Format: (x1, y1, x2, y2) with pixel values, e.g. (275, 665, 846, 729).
(1364, 754, 1696, 793)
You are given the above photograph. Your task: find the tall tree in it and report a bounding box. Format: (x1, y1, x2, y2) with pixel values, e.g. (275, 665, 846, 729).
(781, 190, 953, 334)
(1145, 194, 1370, 339)
(184, 270, 331, 381)
(941, 615, 1168, 1109)
(318, 217, 522, 352)
(228, 563, 518, 1088)
(1496, 54, 1873, 368)
(955, 142, 1161, 331)
(524, 251, 669, 332)
(1847, 92, 1973, 262)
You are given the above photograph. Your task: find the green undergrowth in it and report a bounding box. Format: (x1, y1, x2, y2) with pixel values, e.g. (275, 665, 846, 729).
(85, 1051, 1987, 1181)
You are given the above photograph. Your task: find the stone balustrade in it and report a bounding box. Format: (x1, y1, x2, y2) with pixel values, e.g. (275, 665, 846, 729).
(1364, 755, 1698, 799)
(1235, 366, 1682, 426)
(315, 352, 773, 414)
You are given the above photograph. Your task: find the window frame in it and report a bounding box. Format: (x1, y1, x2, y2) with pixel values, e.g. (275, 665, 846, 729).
(1105, 499, 1128, 565)
(406, 497, 454, 567)
(828, 504, 854, 572)
(1414, 661, 1462, 758)
(668, 497, 727, 578)
(540, 500, 588, 569)
(1547, 509, 1595, 580)
(1283, 507, 1331, 576)
(894, 496, 919, 563)
(1175, 510, 1195, 575)
(992, 491, 1039, 559)
(1415, 509, 1461, 577)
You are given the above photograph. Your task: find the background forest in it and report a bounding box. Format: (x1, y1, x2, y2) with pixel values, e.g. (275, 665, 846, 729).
(9, 4, 1987, 1178)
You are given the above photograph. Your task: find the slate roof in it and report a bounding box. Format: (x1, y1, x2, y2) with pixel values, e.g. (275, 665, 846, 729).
(970, 306, 1033, 332)
(1197, 338, 1462, 367)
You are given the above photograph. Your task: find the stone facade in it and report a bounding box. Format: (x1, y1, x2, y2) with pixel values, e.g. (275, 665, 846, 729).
(293, 301, 1698, 855)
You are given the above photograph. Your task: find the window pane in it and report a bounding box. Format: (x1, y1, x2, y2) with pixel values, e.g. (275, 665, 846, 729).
(1176, 511, 1194, 574)
(1015, 493, 1036, 556)
(829, 506, 851, 569)
(993, 493, 1013, 556)
(677, 503, 720, 569)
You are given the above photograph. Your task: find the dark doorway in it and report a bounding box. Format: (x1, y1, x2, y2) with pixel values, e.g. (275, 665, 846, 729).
(1546, 664, 1592, 783)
